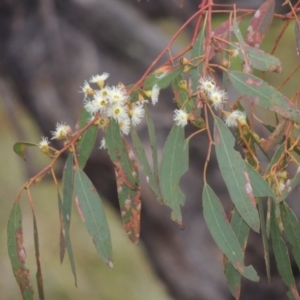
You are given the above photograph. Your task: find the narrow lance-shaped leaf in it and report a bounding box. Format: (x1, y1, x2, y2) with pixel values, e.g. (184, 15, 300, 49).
(280, 202, 300, 273)
(159, 125, 189, 226)
(258, 199, 271, 282)
(295, 20, 300, 60)
(190, 26, 205, 96)
(271, 202, 300, 299)
(145, 106, 159, 184)
(7, 201, 34, 300)
(74, 168, 113, 266)
(214, 116, 260, 232)
(58, 192, 77, 286)
(76, 108, 98, 168)
(131, 126, 162, 203)
(13, 142, 37, 161)
(143, 65, 184, 90)
(229, 71, 300, 124)
(232, 44, 282, 73)
(105, 120, 141, 244)
(60, 153, 74, 263)
(203, 184, 259, 282)
(224, 208, 250, 299)
(32, 210, 44, 300)
(246, 0, 275, 48)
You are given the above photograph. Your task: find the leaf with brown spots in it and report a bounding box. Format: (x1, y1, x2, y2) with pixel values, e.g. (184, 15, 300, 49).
(229, 71, 300, 123)
(7, 202, 34, 299)
(295, 20, 300, 60)
(105, 119, 141, 244)
(246, 0, 275, 48)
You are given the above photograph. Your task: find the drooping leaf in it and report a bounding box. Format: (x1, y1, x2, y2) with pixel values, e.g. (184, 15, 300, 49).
(271, 203, 300, 298)
(266, 144, 285, 173)
(245, 162, 275, 198)
(159, 125, 189, 226)
(143, 65, 184, 90)
(145, 106, 160, 183)
(258, 199, 271, 282)
(229, 71, 300, 123)
(232, 44, 282, 73)
(74, 168, 112, 266)
(224, 208, 250, 299)
(60, 153, 74, 263)
(13, 142, 37, 161)
(131, 126, 162, 203)
(246, 0, 275, 48)
(7, 202, 34, 300)
(105, 120, 141, 244)
(295, 20, 300, 60)
(280, 202, 300, 273)
(76, 108, 98, 168)
(190, 26, 205, 94)
(203, 184, 259, 282)
(58, 192, 77, 286)
(32, 210, 44, 299)
(214, 116, 260, 232)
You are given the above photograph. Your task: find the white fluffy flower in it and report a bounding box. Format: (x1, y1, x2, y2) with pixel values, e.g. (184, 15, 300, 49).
(109, 86, 128, 106)
(151, 84, 160, 105)
(173, 109, 188, 127)
(51, 123, 72, 140)
(80, 81, 94, 98)
(118, 116, 131, 135)
(39, 136, 50, 149)
(199, 76, 216, 94)
(209, 87, 227, 111)
(224, 110, 246, 127)
(89, 73, 109, 83)
(130, 104, 145, 126)
(107, 104, 128, 122)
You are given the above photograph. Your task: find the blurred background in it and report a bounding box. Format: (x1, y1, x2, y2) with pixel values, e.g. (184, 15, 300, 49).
(0, 0, 299, 299)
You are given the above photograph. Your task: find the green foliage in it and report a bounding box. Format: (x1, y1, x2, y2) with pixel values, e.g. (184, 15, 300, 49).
(8, 1, 300, 299)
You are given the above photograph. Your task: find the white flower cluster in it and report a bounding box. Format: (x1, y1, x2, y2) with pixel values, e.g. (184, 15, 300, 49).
(199, 76, 228, 111)
(81, 73, 159, 136)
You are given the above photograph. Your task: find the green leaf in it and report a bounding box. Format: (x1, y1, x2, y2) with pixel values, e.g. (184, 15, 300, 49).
(105, 119, 136, 187)
(295, 20, 300, 61)
(280, 202, 300, 273)
(270, 203, 300, 298)
(203, 184, 259, 281)
(143, 65, 184, 90)
(258, 199, 271, 282)
(32, 211, 44, 300)
(13, 142, 37, 161)
(214, 116, 260, 232)
(246, 0, 275, 48)
(245, 162, 275, 198)
(145, 106, 159, 183)
(233, 44, 282, 73)
(159, 125, 189, 226)
(229, 71, 300, 123)
(105, 120, 141, 244)
(266, 144, 285, 173)
(60, 153, 74, 263)
(58, 192, 77, 286)
(7, 202, 34, 300)
(190, 26, 205, 94)
(76, 108, 98, 168)
(224, 208, 250, 299)
(74, 168, 112, 266)
(131, 126, 162, 203)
